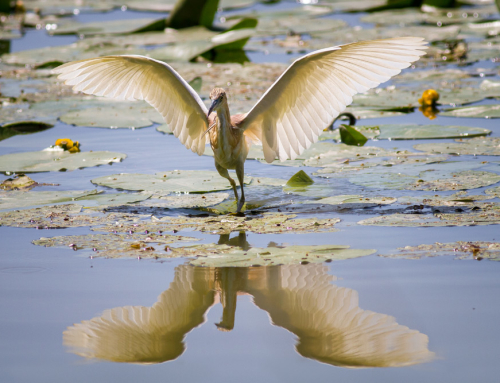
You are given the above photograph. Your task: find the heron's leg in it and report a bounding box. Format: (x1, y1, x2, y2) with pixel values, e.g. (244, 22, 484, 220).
(235, 162, 245, 213)
(215, 161, 238, 202)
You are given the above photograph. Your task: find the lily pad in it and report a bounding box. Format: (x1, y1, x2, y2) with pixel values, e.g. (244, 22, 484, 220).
(0, 121, 54, 142)
(349, 161, 500, 191)
(0, 204, 143, 229)
(188, 244, 376, 267)
(0, 150, 126, 173)
(440, 104, 500, 118)
(358, 207, 500, 227)
(301, 195, 397, 207)
(414, 137, 500, 156)
(33, 232, 199, 259)
(397, 192, 493, 207)
(326, 124, 491, 141)
(344, 106, 409, 119)
(314, 25, 460, 44)
(286, 170, 314, 187)
(98, 213, 341, 235)
(23, 0, 115, 15)
(380, 241, 500, 261)
(339, 125, 368, 146)
(91, 171, 251, 194)
(0, 190, 99, 210)
(0, 175, 36, 191)
(485, 186, 500, 197)
(142, 193, 230, 209)
(156, 124, 173, 135)
(314, 154, 449, 177)
(52, 18, 166, 36)
(60, 103, 163, 129)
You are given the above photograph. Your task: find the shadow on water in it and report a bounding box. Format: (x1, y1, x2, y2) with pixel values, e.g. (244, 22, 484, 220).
(63, 262, 434, 368)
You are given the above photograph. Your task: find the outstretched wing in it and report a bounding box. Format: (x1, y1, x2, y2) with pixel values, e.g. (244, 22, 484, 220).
(53, 55, 209, 155)
(237, 37, 427, 162)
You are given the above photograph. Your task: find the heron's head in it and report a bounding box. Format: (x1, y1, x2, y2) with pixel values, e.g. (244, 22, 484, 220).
(208, 88, 226, 115)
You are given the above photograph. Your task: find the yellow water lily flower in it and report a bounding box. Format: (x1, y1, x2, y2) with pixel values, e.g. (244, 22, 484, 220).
(418, 89, 439, 106)
(55, 138, 81, 152)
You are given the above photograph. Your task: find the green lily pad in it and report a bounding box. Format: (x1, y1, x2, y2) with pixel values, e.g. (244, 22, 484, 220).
(303, 144, 411, 168)
(23, 0, 115, 15)
(121, 0, 177, 12)
(326, 124, 492, 141)
(0, 190, 150, 210)
(0, 190, 98, 210)
(440, 104, 500, 118)
(376, 124, 491, 140)
(339, 125, 368, 146)
(461, 20, 500, 36)
(255, 17, 346, 36)
(0, 149, 127, 173)
(397, 192, 493, 207)
(361, 6, 495, 26)
(142, 193, 230, 209)
(99, 213, 341, 235)
(314, 154, 449, 177)
(380, 241, 500, 261)
(358, 206, 500, 227)
(188, 244, 376, 267)
(301, 195, 397, 207)
(0, 175, 37, 191)
(349, 161, 500, 191)
(91, 171, 252, 194)
(156, 124, 173, 135)
(344, 106, 409, 119)
(60, 103, 163, 129)
(52, 18, 166, 36)
(320, 124, 491, 141)
(314, 25, 460, 44)
(286, 170, 314, 187)
(414, 137, 500, 156)
(0, 121, 54, 142)
(0, 204, 144, 229)
(485, 186, 500, 197)
(148, 28, 255, 62)
(33, 231, 200, 258)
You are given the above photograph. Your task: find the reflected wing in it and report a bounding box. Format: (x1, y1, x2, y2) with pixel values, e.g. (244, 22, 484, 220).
(63, 265, 215, 364)
(238, 37, 427, 162)
(248, 264, 434, 368)
(53, 55, 209, 155)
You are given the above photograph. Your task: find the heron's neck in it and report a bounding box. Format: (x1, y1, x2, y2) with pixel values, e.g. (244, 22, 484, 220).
(216, 101, 232, 131)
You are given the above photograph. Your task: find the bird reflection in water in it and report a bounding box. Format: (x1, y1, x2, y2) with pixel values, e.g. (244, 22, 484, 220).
(64, 234, 434, 367)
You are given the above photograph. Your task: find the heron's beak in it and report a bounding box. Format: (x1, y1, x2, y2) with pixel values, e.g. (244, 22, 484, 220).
(207, 99, 218, 117)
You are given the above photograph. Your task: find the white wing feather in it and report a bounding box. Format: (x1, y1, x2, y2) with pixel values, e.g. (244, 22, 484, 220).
(53, 55, 209, 155)
(240, 37, 427, 162)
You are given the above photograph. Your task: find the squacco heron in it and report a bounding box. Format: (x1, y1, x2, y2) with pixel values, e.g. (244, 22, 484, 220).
(54, 37, 427, 213)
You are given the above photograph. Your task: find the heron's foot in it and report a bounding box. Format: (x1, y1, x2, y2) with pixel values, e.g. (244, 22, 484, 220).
(236, 196, 245, 214)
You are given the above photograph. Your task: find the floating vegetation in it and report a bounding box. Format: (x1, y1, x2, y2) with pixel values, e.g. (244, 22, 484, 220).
(91, 171, 252, 194)
(0, 150, 126, 173)
(381, 241, 500, 261)
(94, 212, 340, 235)
(358, 206, 500, 227)
(321, 124, 490, 141)
(414, 137, 500, 156)
(60, 103, 163, 129)
(0, 204, 143, 229)
(33, 232, 200, 259)
(301, 195, 397, 207)
(343, 161, 500, 191)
